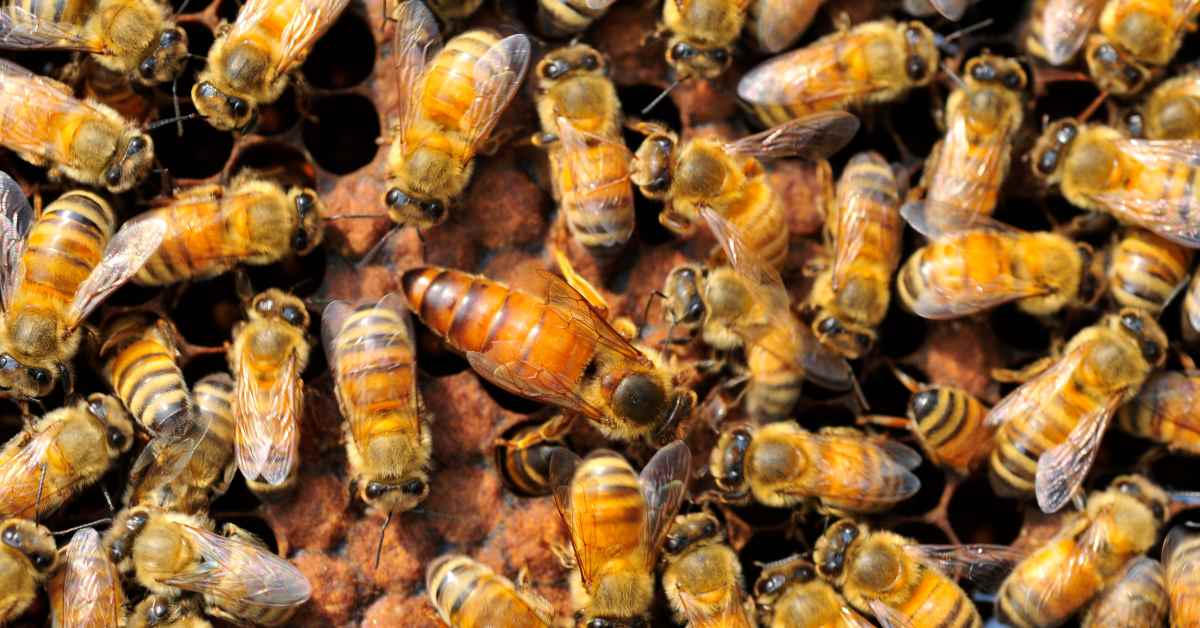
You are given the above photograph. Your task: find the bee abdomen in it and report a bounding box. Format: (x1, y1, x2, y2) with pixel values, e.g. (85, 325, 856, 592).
(561, 143, 635, 251)
(101, 317, 191, 432)
(334, 306, 417, 417)
(402, 266, 512, 354)
(537, 0, 606, 38)
(194, 372, 236, 442)
(21, 191, 113, 300)
(1107, 229, 1193, 313)
(422, 31, 501, 129)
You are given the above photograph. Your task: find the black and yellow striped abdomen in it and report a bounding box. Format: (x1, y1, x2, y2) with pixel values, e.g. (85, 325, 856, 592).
(1106, 228, 1192, 314)
(1116, 371, 1200, 454)
(493, 417, 566, 497)
(537, 0, 609, 37)
(12, 190, 113, 313)
(908, 386, 993, 475)
(100, 313, 190, 433)
(1165, 526, 1200, 626)
(426, 554, 552, 628)
(556, 135, 635, 252)
(12, 0, 92, 28)
(568, 451, 645, 564)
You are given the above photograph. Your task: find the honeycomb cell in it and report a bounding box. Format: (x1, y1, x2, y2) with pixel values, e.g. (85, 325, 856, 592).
(302, 93, 381, 174)
(153, 107, 235, 179)
(229, 140, 318, 188)
(302, 9, 376, 89)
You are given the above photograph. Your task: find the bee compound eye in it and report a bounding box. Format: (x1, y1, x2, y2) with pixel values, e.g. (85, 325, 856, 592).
(1036, 148, 1059, 174)
(671, 42, 696, 60)
(580, 54, 598, 70)
(139, 57, 157, 78)
(709, 48, 729, 63)
(1002, 71, 1022, 89)
(228, 97, 248, 118)
(28, 368, 48, 386)
(970, 62, 995, 82)
(906, 56, 928, 80)
(385, 188, 408, 208)
(295, 192, 315, 215)
(664, 536, 683, 552)
(291, 230, 309, 252)
(281, 306, 304, 326)
(160, 29, 181, 46)
(105, 167, 123, 186)
(150, 601, 169, 621)
(760, 573, 786, 594)
(31, 552, 51, 570)
(365, 482, 388, 499)
(401, 479, 425, 495)
(107, 427, 126, 449)
(2, 527, 19, 547)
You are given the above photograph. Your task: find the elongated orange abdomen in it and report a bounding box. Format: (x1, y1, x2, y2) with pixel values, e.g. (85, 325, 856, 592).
(12, 191, 113, 316)
(100, 314, 190, 433)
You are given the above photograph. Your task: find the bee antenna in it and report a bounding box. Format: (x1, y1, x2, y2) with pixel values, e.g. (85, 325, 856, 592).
(374, 511, 392, 571)
(642, 76, 683, 116)
(186, 53, 207, 61)
(643, 290, 668, 326)
(176, 0, 195, 14)
(171, 74, 185, 137)
(1078, 90, 1109, 123)
(146, 113, 199, 132)
(934, 18, 993, 51)
(53, 519, 112, 536)
(940, 61, 966, 90)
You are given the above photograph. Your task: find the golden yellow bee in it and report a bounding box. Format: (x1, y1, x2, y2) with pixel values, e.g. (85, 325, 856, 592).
(1085, 33, 1153, 95)
(104, 507, 310, 627)
(322, 294, 430, 516)
(403, 266, 695, 444)
(129, 175, 325, 287)
(0, 0, 187, 84)
(738, 19, 938, 127)
(1085, 0, 1200, 95)
(0, 518, 57, 623)
(552, 441, 691, 626)
(125, 372, 238, 514)
(229, 288, 311, 496)
(532, 44, 634, 253)
(384, 0, 530, 229)
(1104, 227, 1193, 314)
(997, 475, 1170, 628)
(0, 394, 133, 519)
(1080, 556, 1168, 628)
(1025, 0, 1105, 65)
(425, 554, 556, 628)
(1133, 70, 1200, 139)
(1032, 118, 1200, 247)
(806, 151, 902, 359)
(0, 175, 165, 398)
(630, 112, 858, 270)
(896, 205, 1101, 319)
(815, 519, 1017, 628)
(48, 527, 125, 628)
(659, 511, 755, 628)
(709, 422, 921, 515)
(537, 0, 617, 37)
(127, 595, 211, 628)
(752, 554, 872, 628)
(99, 313, 192, 434)
(859, 367, 994, 477)
(1117, 370, 1200, 455)
(1164, 523, 1200, 625)
(493, 413, 572, 497)
(907, 54, 1026, 221)
(0, 60, 153, 191)
(987, 309, 1167, 512)
(192, 0, 349, 131)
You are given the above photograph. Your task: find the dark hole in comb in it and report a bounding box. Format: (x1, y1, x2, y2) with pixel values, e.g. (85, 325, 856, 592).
(302, 93, 381, 174)
(302, 10, 376, 89)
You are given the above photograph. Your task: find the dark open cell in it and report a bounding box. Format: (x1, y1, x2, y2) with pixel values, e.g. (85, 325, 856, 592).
(171, 274, 243, 347)
(217, 0, 242, 24)
(948, 473, 1023, 544)
(153, 107, 235, 179)
(302, 9, 376, 89)
(478, 375, 546, 415)
(302, 93, 381, 174)
(412, 318, 470, 377)
(229, 141, 318, 189)
(891, 520, 949, 545)
(255, 85, 301, 136)
(170, 0, 205, 13)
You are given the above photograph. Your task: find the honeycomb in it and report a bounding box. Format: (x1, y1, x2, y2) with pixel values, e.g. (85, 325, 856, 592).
(2, 0, 1200, 626)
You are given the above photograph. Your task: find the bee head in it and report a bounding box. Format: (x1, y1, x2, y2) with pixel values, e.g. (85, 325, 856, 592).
(286, 188, 326, 255)
(137, 27, 189, 85)
(0, 319, 64, 399)
(191, 81, 258, 133)
(813, 314, 875, 360)
(902, 22, 938, 86)
(1110, 474, 1168, 524)
(1113, 308, 1167, 367)
(0, 519, 56, 575)
(711, 426, 754, 500)
(535, 44, 606, 89)
(384, 187, 448, 230)
(105, 507, 153, 569)
(86, 394, 135, 456)
(104, 131, 153, 193)
(663, 265, 706, 330)
(359, 474, 429, 514)
(814, 519, 862, 581)
(1086, 36, 1150, 95)
(631, 132, 675, 199)
(754, 555, 817, 611)
(663, 512, 721, 557)
(250, 289, 310, 329)
(1030, 119, 1079, 181)
(665, 37, 731, 80)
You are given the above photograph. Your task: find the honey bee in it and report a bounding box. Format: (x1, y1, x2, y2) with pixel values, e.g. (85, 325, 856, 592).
(532, 44, 634, 253)
(806, 151, 902, 359)
(1104, 227, 1193, 314)
(896, 205, 1101, 319)
(752, 555, 872, 628)
(997, 475, 1170, 627)
(493, 413, 572, 497)
(129, 176, 325, 287)
(229, 288, 311, 495)
(1025, 0, 1105, 65)
(425, 554, 556, 628)
(127, 595, 211, 628)
(630, 112, 859, 270)
(1032, 118, 1200, 248)
(659, 511, 756, 627)
(48, 527, 124, 628)
(322, 294, 430, 516)
(1133, 70, 1200, 139)
(737, 19, 938, 128)
(537, 0, 616, 38)
(1085, 34, 1153, 95)
(0, 0, 187, 85)
(125, 372, 238, 513)
(1116, 371, 1200, 455)
(660, 0, 823, 81)
(906, 54, 1027, 221)
(987, 309, 1167, 512)
(384, 0, 530, 229)
(0, 518, 57, 623)
(104, 507, 311, 626)
(1163, 523, 1200, 625)
(551, 441, 691, 626)
(815, 519, 1017, 628)
(99, 313, 192, 435)
(1080, 556, 1168, 628)
(709, 422, 921, 515)
(0, 394, 133, 519)
(0, 175, 165, 399)
(1085, 0, 1200, 95)
(0, 60, 153, 192)
(402, 266, 696, 444)
(192, 0, 349, 131)
(858, 367, 994, 477)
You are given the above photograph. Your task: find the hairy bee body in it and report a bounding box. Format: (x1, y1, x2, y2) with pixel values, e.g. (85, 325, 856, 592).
(538, 0, 614, 37)
(132, 179, 324, 287)
(738, 20, 937, 127)
(815, 520, 982, 628)
(1164, 525, 1200, 626)
(1105, 228, 1192, 314)
(533, 44, 633, 252)
(809, 151, 902, 359)
(0, 395, 133, 519)
(425, 554, 554, 627)
(402, 267, 692, 443)
(0, 519, 57, 623)
(1139, 71, 1200, 139)
(997, 476, 1169, 627)
(1080, 556, 1168, 628)
(660, 513, 755, 628)
(1117, 371, 1200, 454)
(1099, 0, 1197, 67)
(127, 595, 212, 628)
(100, 313, 190, 433)
(426, 0, 483, 20)
(744, 335, 803, 420)
(753, 555, 869, 628)
(988, 311, 1165, 498)
(905, 386, 993, 476)
(660, 0, 746, 80)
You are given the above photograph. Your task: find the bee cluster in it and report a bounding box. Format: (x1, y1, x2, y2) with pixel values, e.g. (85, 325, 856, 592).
(6, 0, 1200, 626)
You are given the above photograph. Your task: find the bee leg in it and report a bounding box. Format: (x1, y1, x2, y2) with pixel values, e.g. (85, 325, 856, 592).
(856, 414, 911, 430)
(156, 318, 224, 364)
(1135, 446, 1167, 475)
(292, 75, 319, 124)
(991, 356, 1055, 384)
(550, 542, 577, 569)
(922, 473, 962, 545)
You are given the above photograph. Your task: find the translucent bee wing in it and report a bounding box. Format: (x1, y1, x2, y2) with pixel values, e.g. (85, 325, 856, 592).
(584, 0, 618, 8)
(879, 440, 923, 470)
(234, 351, 302, 486)
(556, 117, 636, 245)
(1088, 139, 1200, 247)
(67, 217, 167, 330)
(391, 0, 440, 157)
(1036, 0, 1103, 65)
(985, 347, 1087, 429)
(127, 406, 211, 503)
(550, 447, 628, 588)
(640, 441, 692, 567)
(832, 153, 901, 292)
(906, 543, 1025, 592)
(465, 350, 609, 426)
(164, 523, 311, 607)
(0, 4, 106, 52)
(463, 33, 531, 151)
(868, 599, 916, 628)
(750, 0, 822, 53)
(723, 112, 860, 161)
(0, 168, 30, 311)
(802, 431, 922, 506)
(928, 0, 968, 20)
(0, 421, 76, 518)
(1035, 394, 1123, 513)
(319, 299, 353, 377)
(62, 527, 122, 627)
(899, 198, 1019, 239)
(273, 0, 350, 78)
